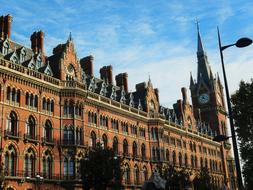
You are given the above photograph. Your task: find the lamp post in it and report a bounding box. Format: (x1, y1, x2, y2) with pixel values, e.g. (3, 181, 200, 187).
(217, 27, 252, 190)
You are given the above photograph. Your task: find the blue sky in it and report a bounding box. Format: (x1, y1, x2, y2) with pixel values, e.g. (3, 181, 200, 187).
(1, 0, 253, 107)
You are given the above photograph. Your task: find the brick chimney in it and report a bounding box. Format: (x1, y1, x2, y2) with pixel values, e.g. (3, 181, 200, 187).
(100, 65, 113, 84)
(30, 30, 44, 55)
(115, 72, 128, 93)
(181, 87, 188, 104)
(0, 14, 13, 40)
(80, 55, 94, 77)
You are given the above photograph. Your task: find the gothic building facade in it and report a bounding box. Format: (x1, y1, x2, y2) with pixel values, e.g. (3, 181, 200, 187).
(0, 14, 236, 190)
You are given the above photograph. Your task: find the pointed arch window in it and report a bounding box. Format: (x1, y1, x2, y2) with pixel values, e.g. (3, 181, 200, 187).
(133, 141, 138, 158)
(141, 143, 146, 159)
(4, 145, 17, 176)
(172, 151, 176, 165)
(102, 134, 107, 148)
(90, 131, 96, 148)
(44, 120, 53, 143)
(26, 116, 36, 140)
(113, 137, 118, 155)
(7, 111, 18, 137)
(124, 164, 130, 184)
(179, 152, 182, 166)
(134, 165, 139, 185)
(43, 150, 52, 179)
(143, 166, 148, 182)
(123, 139, 128, 156)
(24, 148, 36, 177)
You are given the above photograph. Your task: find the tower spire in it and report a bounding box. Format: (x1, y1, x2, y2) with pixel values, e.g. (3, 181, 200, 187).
(196, 22, 212, 85)
(197, 21, 204, 54)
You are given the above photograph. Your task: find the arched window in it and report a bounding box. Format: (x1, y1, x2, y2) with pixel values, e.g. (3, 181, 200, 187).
(44, 120, 52, 142)
(134, 165, 139, 185)
(179, 152, 182, 166)
(185, 154, 188, 167)
(47, 99, 51, 112)
(90, 131, 96, 148)
(166, 149, 170, 162)
(51, 100, 54, 113)
(35, 95, 38, 108)
(141, 143, 146, 159)
(152, 147, 156, 161)
(133, 141, 138, 158)
(63, 157, 75, 178)
(30, 94, 34, 107)
(7, 86, 11, 100)
(27, 116, 36, 139)
(102, 134, 107, 148)
(195, 156, 198, 168)
(25, 92, 29, 105)
(43, 150, 52, 179)
(191, 155, 194, 167)
(113, 137, 118, 155)
(4, 145, 17, 176)
(43, 97, 47, 110)
(172, 151, 176, 165)
(64, 101, 68, 116)
(69, 102, 74, 117)
(200, 157, 203, 168)
(123, 139, 128, 156)
(124, 164, 130, 184)
(7, 111, 18, 136)
(143, 166, 148, 182)
(25, 148, 36, 177)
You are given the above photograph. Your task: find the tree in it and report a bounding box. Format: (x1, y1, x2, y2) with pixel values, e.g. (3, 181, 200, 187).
(231, 80, 253, 190)
(80, 143, 123, 190)
(193, 167, 212, 190)
(160, 164, 191, 190)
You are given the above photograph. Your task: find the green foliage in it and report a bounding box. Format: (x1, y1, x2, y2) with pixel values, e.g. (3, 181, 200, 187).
(80, 143, 123, 190)
(160, 164, 191, 190)
(231, 80, 253, 190)
(193, 167, 212, 190)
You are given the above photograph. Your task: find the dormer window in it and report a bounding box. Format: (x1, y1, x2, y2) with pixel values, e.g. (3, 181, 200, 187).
(66, 64, 76, 81)
(20, 48, 26, 63)
(2, 40, 10, 55)
(12, 56, 18, 64)
(36, 55, 42, 69)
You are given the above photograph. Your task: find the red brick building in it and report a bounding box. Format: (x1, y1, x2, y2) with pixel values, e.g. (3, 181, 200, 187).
(0, 14, 236, 190)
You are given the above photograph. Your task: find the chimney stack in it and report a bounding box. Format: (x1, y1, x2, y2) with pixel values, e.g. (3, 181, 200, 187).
(100, 65, 113, 84)
(30, 31, 44, 55)
(80, 55, 94, 77)
(0, 14, 13, 40)
(181, 87, 188, 104)
(115, 73, 128, 93)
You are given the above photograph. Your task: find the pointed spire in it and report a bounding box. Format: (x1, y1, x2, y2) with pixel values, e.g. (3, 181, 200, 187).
(190, 72, 194, 88)
(197, 21, 204, 54)
(68, 32, 72, 41)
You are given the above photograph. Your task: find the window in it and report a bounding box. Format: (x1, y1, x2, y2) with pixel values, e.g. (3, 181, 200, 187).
(133, 141, 138, 158)
(102, 134, 107, 148)
(113, 137, 118, 155)
(124, 164, 130, 184)
(139, 128, 145, 137)
(25, 148, 36, 177)
(141, 143, 146, 159)
(90, 131, 96, 148)
(143, 166, 148, 182)
(63, 157, 75, 178)
(172, 151, 176, 165)
(111, 119, 118, 131)
(179, 152, 182, 166)
(6, 111, 18, 137)
(26, 116, 36, 139)
(44, 120, 53, 143)
(122, 122, 128, 134)
(134, 165, 139, 185)
(123, 139, 128, 156)
(185, 154, 188, 167)
(63, 127, 74, 145)
(4, 145, 16, 176)
(43, 150, 52, 179)
(166, 149, 170, 162)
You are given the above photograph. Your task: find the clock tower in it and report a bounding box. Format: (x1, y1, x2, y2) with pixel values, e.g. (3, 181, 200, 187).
(190, 24, 228, 137)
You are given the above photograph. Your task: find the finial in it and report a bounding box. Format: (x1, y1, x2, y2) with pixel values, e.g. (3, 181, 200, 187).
(68, 32, 72, 41)
(195, 18, 200, 32)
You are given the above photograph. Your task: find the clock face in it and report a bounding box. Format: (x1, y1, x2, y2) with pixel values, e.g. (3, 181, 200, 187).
(198, 93, 209, 104)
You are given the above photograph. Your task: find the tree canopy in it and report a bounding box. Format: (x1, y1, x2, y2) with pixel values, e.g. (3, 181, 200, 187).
(231, 79, 253, 190)
(80, 143, 123, 190)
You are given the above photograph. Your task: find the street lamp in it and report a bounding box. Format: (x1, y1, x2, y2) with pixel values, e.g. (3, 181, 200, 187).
(217, 27, 252, 190)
